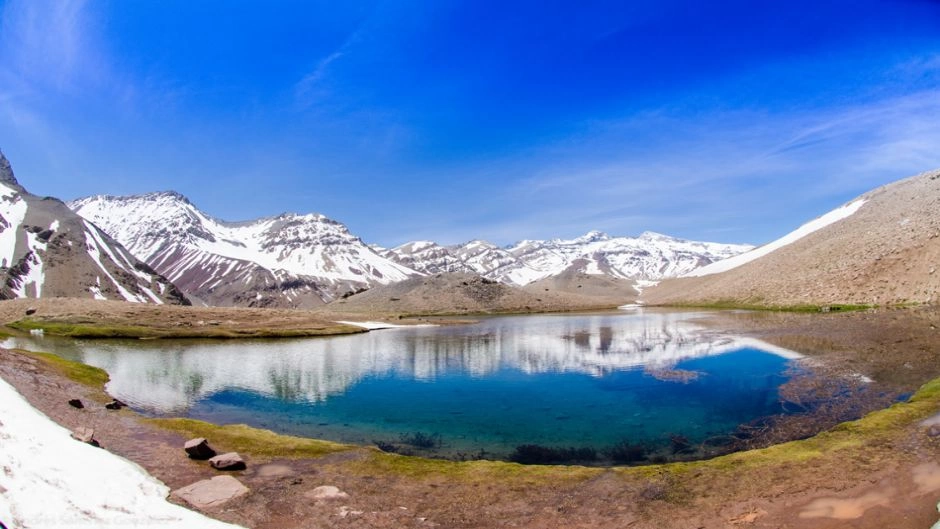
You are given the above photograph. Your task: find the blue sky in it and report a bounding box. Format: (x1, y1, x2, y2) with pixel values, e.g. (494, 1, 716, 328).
(2, 0, 940, 247)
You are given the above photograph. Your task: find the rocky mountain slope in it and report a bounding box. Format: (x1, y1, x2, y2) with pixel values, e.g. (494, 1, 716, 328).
(0, 151, 187, 304)
(643, 169, 940, 307)
(382, 231, 752, 286)
(330, 272, 627, 315)
(69, 192, 416, 308)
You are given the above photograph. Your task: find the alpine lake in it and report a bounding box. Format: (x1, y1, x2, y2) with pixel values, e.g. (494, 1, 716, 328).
(3, 309, 889, 465)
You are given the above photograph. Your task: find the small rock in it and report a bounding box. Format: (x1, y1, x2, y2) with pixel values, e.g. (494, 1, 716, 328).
(104, 399, 127, 410)
(306, 485, 349, 501)
(25, 307, 37, 315)
(67, 399, 84, 409)
(338, 506, 364, 518)
(172, 475, 250, 509)
(71, 427, 99, 447)
(184, 437, 217, 460)
(729, 508, 767, 525)
(209, 452, 246, 470)
(929, 425, 940, 438)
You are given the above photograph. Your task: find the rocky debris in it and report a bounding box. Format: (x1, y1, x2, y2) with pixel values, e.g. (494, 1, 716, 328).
(104, 399, 126, 410)
(209, 452, 246, 470)
(338, 506, 364, 518)
(171, 475, 250, 509)
(184, 437, 217, 460)
(70, 426, 99, 447)
(305, 485, 349, 501)
(729, 508, 767, 525)
(67, 398, 84, 409)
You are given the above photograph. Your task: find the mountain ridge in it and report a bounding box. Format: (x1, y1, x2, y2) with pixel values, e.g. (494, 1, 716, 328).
(0, 151, 188, 305)
(642, 168, 940, 307)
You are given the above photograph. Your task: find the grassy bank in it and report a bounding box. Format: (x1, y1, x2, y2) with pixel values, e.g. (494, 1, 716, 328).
(7, 318, 365, 339)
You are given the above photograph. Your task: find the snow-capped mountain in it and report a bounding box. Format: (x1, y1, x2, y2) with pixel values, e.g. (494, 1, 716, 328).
(383, 230, 753, 286)
(0, 151, 187, 304)
(69, 192, 417, 307)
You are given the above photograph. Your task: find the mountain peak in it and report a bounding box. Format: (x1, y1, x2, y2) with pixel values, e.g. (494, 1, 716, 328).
(574, 230, 610, 243)
(0, 149, 20, 187)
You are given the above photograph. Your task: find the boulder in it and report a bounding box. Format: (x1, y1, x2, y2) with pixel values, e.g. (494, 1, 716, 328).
(67, 399, 84, 409)
(171, 475, 249, 509)
(25, 307, 36, 315)
(305, 485, 350, 501)
(105, 399, 127, 410)
(184, 437, 217, 460)
(209, 452, 246, 470)
(70, 426, 99, 447)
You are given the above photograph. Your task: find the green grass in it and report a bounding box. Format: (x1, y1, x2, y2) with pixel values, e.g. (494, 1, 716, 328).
(147, 418, 356, 459)
(352, 450, 603, 484)
(24, 351, 110, 390)
(7, 319, 364, 339)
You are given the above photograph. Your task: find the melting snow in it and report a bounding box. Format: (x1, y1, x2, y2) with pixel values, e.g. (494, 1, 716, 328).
(0, 376, 245, 529)
(336, 320, 438, 330)
(684, 199, 868, 278)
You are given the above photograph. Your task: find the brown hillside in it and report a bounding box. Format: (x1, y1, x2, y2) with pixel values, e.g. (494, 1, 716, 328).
(328, 272, 626, 316)
(643, 169, 940, 307)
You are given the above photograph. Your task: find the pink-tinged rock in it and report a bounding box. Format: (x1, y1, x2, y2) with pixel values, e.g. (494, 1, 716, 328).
(70, 426, 99, 447)
(172, 475, 249, 509)
(184, 437, 217, 460)
(305, 485, 350, 501)
(209, 452, 246, 470)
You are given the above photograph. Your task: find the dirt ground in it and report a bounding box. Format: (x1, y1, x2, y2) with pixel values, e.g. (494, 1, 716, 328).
(2, 305, 940, 528)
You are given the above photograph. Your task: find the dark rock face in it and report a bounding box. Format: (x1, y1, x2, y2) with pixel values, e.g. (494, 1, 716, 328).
(104, 399, 126, 410)
(184, 437, 217, 460)
(0, 150, 18, 187)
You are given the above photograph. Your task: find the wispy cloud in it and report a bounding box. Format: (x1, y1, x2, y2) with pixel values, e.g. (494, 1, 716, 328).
(293, 25, 367, 109)
(434, 81, 940, 246)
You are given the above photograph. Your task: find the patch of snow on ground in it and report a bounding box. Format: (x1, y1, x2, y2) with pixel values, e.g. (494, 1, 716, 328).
(336, 320, 438, 330)
(0, 376, 245, 529)
(632, 279, 660, 295)
(684, 199, 868, 278)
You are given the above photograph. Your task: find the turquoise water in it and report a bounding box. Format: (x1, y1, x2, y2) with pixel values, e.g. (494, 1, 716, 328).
(4, 310, 803, 461)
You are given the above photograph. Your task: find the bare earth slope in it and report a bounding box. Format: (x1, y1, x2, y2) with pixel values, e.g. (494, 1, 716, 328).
(644, 169, 940, 307)
(329, 272, 626, 315)
(521, 263, 639, 306)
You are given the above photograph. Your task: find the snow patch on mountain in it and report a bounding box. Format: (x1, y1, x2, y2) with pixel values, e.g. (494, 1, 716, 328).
(0, 150, 185, 304)
(684, 199, 868, 278)
(69, 192, 418, 307)
(384, 231, 753, 286)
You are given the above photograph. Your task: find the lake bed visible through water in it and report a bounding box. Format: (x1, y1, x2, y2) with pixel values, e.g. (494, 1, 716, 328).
(6, 310, 833, 463)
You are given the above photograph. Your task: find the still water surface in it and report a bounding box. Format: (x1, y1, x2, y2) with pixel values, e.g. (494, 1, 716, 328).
(6, 310, 806, 460)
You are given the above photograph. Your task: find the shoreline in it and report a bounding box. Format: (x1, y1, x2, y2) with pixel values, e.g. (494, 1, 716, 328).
(2, 306, 940, 527)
